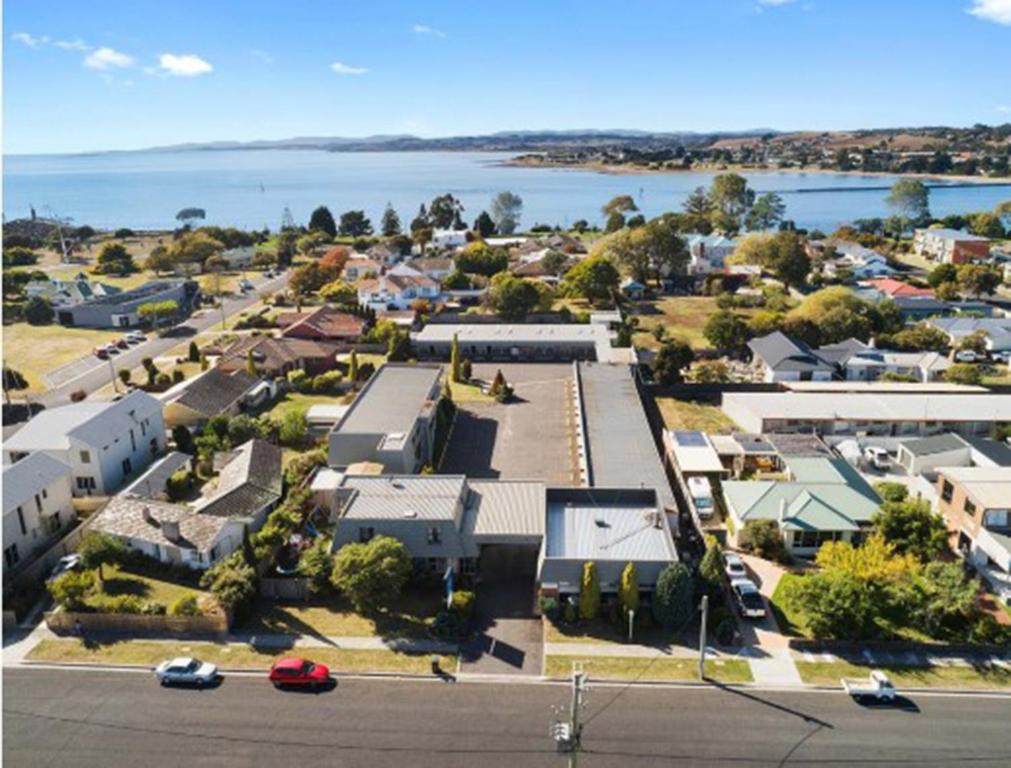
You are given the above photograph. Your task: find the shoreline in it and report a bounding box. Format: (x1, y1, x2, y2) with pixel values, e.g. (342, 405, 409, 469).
(500, 157, 1011, 186)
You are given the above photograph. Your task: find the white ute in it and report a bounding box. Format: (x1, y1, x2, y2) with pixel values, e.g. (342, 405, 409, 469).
(841, 670, 896, 701)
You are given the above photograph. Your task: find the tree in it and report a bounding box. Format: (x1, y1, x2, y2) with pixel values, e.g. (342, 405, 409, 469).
(562, 254, 619, 302)
(945, 363, 982, 386)
(816, 534, 919, 585)
(380, 203, 402, 237)
(428, 194, 465, 229)
(48, 570, 96, 610)
(145, 245, 177, 275)
(170, 231, 225, 268)
(886, 179, 930, 223)
(348, 349, 360, 382)
(137, 299, 179, 328)
(387, 330, 411, 362)
(739, 519, 788, 562)
(490, 191, 523, 235)
(618, 562, 640, 618)
(914, 562, 979, 637)
(454, 242, 509, 276)
(709, 173, 755, 231)
(785, 287, 876, 346)
(77, 531, 127, 582)
(926, 262, 958, 288)
(602, 195, 638, 217)
(682, 186, 712, 218)
(95, 242, 138, 275)
(872, 498, 949, 562)
(176, 207, 206, 227)
(245, 350, 257, 377)
(731, 232, 810, 289)
(873, 482, 909, 504)
(651, 563, 694, 628)
(605, 211, 626, 233)
(278, 409, 308, 447)
(489, 274, 546, 320)
(885, 322, 950, 352)
(276, 230, 297, 268)
(703, 310, 749, 350)
(338, 210, 373, 237)
(690, 359, 732, 383)
(330, 536, 412, 612)
(473, 211, 496, 238)
(791, 571, 877, 639)
(298, 538, 335, 595)
(308, 205, 337, 237)
(699, 538, 726, 595)
(200, 551, 257, 612)
(967, 211, 1005, 239)
(593, 217, 689, 284)
(3, 246, 39, 267)
(188, 341, 200, 363)
(746, 192, 786, 231)
(23, 296, 54, 325)
(653, 339, 694, 385)
(579, 562, 601, 620)
(172, 424, 194, 455)
(2, 366, 28, 404)
(955, 263, 1002, 297)
(450, 334, 462, 383)
(319, 280, 357, 305)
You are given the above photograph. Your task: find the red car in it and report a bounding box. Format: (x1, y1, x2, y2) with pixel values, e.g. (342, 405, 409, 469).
(268, 657, 331, 689)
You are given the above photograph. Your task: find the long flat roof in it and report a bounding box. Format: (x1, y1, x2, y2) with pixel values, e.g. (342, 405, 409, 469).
(722, 392, 1011, 423)
(577, 362, 677, 511)
(413, 323, 610, 344)
(333, 363, 441, 437)
(780, 381, 986, 394)
(666, 430, 724, 474)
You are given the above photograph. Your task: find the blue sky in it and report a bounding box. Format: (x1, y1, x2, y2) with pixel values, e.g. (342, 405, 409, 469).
(4, 0, 1011, 155)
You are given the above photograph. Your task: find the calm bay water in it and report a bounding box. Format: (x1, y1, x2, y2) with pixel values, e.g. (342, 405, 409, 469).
(4, 149, 1010, 233)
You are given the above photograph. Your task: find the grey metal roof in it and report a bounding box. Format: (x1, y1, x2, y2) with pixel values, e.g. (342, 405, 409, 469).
(339, 475, 466, 521)
(2, 453, 72, 513)
(964, 437, 1011, 467)
(577, 362, 677, 511)
(544, 489, 677, 563)
(748, 332, 836, 374)
(917, 228, 989, 242)
(334, 363, 441, 437)
(168, 369, 259, 417)
(899, 433, 969, 457)
(464, 480, 546, 539)
(3, 390, 162, 453)
(122, 452, 192, 499)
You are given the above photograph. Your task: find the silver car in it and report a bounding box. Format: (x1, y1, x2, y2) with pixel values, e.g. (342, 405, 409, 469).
(155, 657, 218, 687)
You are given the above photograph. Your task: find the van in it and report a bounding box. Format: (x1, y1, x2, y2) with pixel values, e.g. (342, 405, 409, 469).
(687, 476, 715, 518)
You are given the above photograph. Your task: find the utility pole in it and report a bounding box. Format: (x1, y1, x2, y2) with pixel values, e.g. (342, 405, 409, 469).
(551, 670, 586, 767)
(698, 594, 709, 681)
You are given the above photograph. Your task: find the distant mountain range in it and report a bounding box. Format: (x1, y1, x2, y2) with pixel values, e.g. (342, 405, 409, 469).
(133, 129, 782, 154)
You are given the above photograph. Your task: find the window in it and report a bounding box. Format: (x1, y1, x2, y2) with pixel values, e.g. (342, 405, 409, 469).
(426, 527, 441, 545)
(129, 428, 136, 452)
(35, 494, 43, 515)
(75, 476, 96, 491)
(4, 544, 20, 568)
(121, 458, 133, 477)
(141, 420, 147, 436)
(358, 527, 375, 543)
(41, 488, 47, 499)
(941, 481, 954, 503)
(16, 507, 26, 536)
(150, 438, 158, 456)
(963, 499, 977, 516)
(460, 558, 477, 576)
(79, 450, 91, 464)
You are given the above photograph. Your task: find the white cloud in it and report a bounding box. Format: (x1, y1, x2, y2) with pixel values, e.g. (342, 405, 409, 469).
(55, 39, 92, 51)
(997, 105, 1011, 113)
(11, 32, 49, 48)
(330, 61, 368, 75)
(157, 53, 213, 77)
(413, 24, 446, 38)
(84, 47, 134, 70)
(968, 0, 1011, 25)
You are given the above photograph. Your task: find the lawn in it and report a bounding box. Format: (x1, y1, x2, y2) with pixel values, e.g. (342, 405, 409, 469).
(655, 397, 739, 433)
(450, 380, 494, 403)
(28, 639, 455, 675)
(2, 323, 120, 392)
(795, 660, 1011, 690)
(545, 655, 753, 684)
(629, 296, 757, 351)
(50, 265, 153, 292)
(85, 564, 204, 612)
(241, 590, 444, 640)
(262, 392, 351, 420)
(544, 617, 676, 647)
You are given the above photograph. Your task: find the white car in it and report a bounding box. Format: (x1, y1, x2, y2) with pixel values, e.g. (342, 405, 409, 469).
(238, 279, 255, 292)
(731, 578, 767, 619)
(724, 552, 748, 581)
(126, 331, 147, 343)
(954, 349, 978, 363)
(47, 554, 82, 582)
(863, 446, 890, 471)
(155, 657, 219, 687)
(990, 350, 1011, 364)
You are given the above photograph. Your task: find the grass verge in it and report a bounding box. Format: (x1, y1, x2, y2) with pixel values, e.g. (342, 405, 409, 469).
(655, 397, 738, 433)
(28, 639, 455, 675)
(545, 655, 753, 684)
(795, 660, 1011, 689)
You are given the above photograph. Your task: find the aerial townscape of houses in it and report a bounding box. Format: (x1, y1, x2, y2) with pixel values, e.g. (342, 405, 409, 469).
(4, 204, 1011, 685)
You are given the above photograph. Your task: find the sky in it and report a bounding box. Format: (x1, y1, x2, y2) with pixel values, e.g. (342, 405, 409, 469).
(3, 0, 1011, 155)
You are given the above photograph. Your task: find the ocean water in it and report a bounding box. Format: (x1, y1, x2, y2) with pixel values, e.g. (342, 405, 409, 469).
(3, 149, 1009, 233)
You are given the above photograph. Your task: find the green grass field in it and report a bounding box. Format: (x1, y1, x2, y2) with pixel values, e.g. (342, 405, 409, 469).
(85, 564, 204, 612)
(795, 660, 1011, 689)
(630, 296, 757, 350)
(654, 397, 739, 433)
(3, 323, 123, 392)
(545, 655, 753, 684)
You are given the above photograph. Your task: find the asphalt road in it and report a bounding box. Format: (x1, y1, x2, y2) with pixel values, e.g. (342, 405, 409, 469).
(33, 270, 289, 409)
(4, 668, 1009, 767)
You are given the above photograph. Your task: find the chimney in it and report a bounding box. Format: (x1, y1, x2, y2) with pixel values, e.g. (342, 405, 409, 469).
(142, 506, 154, 525)
(162, 520, 181, 542)
(778, 499, 787, 523)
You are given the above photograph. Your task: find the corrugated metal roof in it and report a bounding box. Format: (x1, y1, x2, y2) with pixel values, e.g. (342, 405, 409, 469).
(340, 475, 466, 520)
(335, 363, 441, 437)
(465, 480, 545, 539)
(899, 433, 969, 457)
(544, 497, 676, 563)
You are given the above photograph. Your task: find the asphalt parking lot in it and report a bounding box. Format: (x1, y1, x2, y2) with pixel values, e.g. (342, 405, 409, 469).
(441, 363, 578, 486)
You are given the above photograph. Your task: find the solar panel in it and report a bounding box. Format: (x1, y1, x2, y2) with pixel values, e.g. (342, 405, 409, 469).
(673, 431, 707, 447)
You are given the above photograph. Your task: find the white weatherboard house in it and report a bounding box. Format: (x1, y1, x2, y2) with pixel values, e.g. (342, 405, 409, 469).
(2, 453, 75, 575)
(2, 391, 166, 496)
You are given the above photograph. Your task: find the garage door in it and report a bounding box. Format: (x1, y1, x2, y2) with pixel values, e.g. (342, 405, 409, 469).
(479, 544, 540, 580)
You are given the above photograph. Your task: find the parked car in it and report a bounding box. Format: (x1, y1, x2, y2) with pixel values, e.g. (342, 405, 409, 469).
(115, 338, 130, 350)
(239, 279, 255, 292)
(105, 343, 120, 355)
(268, 657, 331, 689)
(724, 552, 748, 581)
(46, 554, 82, 583)
(126, 331, 147, 343)
(954, 349, 978, 363)
(991, 350, 1011, 364)
(155, 657, 219, 687)
(731, 579, 767, 619)
(863, 446, 890, 471)
(94, 347, 109, 359)
(841, 670, 896, 702)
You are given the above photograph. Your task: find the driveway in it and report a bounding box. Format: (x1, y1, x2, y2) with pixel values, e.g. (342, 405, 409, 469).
(441, 363, 577, 485)
(459, 576, 543, 677)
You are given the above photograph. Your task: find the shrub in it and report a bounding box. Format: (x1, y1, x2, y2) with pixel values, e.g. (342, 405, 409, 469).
(430, 608, 468, 641)
(141, 601, 167, 615)
(699, 537, 726, 595)
(617, 562, 639, 618)
(538, 595, 560, 621)
(297, 538, 335, 595)
(169, 594, 201, 616)
(651, 563, 695, 628)
(165, 469, 193, 501)
(791, 572, 878, 640)
(330, 536, 412, 612)
(450, 590, 475, 618)
(24, 296, 54, 325)
(739, 519, 788, 563)
(286, 368, 308, 392)
(104, 595, 145, 614)
(874, 481, 909, 503)
(172, 368, 185, 384)
(579, 562, 601, 620)
(460, 359, 472, 382)
(563, 601, 577, 624)
(70, 389, 87, 402)
(310, 369, 344, 393)
(200, 552, 257, 612)
(277, 409, 309, 447)
(48, 570, 96, 610)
